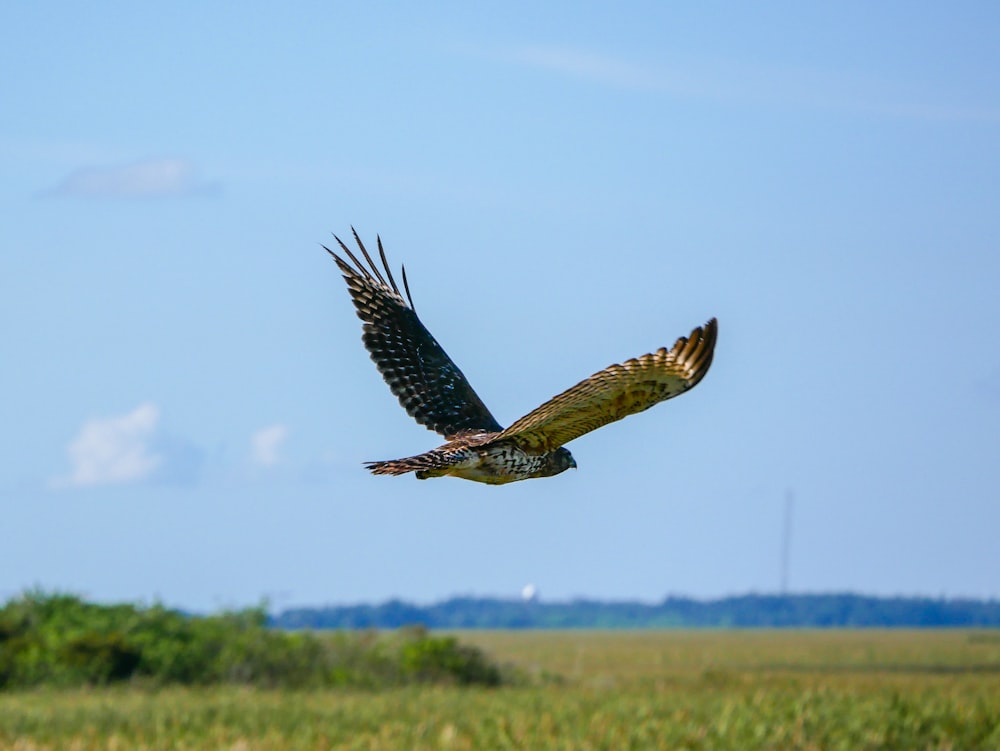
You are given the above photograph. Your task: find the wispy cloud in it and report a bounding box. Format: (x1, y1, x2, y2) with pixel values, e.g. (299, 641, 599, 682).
(506, 45, 667, 91)
(54, 403, 163, 488)
(497, 44, 1000, 124)
(45, 157, 219, 198)
(251, 425, 289, 468)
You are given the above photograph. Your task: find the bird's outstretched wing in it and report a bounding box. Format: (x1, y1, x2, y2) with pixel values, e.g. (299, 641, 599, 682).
(325, 229, 503, 437)
(496, 318, 718, 452)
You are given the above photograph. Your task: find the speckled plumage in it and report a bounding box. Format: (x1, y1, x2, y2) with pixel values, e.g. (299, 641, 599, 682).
(325, 230, 717, 484)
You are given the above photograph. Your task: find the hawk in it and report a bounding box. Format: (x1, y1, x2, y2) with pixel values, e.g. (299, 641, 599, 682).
(326, 230, 717, 485)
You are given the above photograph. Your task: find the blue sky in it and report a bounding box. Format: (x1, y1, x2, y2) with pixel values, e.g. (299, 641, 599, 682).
(2, 2, 998, 612)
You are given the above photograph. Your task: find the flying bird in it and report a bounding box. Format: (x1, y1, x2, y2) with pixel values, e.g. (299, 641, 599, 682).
(326, 230, 717, 485)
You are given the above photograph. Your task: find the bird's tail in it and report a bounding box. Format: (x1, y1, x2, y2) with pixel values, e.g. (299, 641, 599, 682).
(364, 447, 470, 479)
(364, 455, 433, 476)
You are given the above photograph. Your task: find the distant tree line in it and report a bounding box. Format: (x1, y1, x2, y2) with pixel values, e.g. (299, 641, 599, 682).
(0, 592, 502, 690)
(272, 594, 1000, 630)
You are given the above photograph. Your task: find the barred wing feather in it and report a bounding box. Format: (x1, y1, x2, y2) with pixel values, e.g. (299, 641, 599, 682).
(325, 229, 503, 438)
(498, 318, 717, 452)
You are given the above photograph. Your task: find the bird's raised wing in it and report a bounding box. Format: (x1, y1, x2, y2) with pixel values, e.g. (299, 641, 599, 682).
(497, 318, 717, 452)
(326, 229, 503, 437)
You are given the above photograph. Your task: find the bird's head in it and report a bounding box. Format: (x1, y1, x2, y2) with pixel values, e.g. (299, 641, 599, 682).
(545, 447, 577, 476)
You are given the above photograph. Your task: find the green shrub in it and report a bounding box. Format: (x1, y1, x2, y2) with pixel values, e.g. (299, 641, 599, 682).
(398, 626, 501, 686)
(0, 591, 503, 690)
(59, 631, 142, 684)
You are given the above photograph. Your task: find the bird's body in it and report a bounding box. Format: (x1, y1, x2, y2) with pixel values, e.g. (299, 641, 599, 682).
(325, 230, 717, 484)
(366, 430, 576, 485)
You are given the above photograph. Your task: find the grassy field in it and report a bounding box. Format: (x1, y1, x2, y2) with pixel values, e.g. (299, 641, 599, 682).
(1, 629, 998, 750)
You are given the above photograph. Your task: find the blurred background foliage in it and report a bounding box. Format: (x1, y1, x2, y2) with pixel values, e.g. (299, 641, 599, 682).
(0, 591, 501, 689)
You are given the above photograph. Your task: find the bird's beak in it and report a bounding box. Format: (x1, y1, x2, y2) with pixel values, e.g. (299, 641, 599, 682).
(570, 458, 578, 469)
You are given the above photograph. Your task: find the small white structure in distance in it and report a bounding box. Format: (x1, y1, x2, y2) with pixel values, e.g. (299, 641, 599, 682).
(521, 584, 539, 603)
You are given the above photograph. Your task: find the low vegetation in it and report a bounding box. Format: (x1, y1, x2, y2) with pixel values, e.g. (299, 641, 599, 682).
(2, 594, 999, 749)
(0, 592, 501, 690)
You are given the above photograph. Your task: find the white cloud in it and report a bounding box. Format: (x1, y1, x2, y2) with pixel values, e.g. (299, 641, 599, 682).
(251, 425, 289, 467)
(55, 403, 163, 488)
(46, 157, 218, 198)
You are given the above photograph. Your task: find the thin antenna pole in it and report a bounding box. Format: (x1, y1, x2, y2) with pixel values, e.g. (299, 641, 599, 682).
(781, 489, 794, 594)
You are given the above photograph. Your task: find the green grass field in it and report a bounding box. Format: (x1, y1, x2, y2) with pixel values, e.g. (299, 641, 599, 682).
(2, 630, 998, 750)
